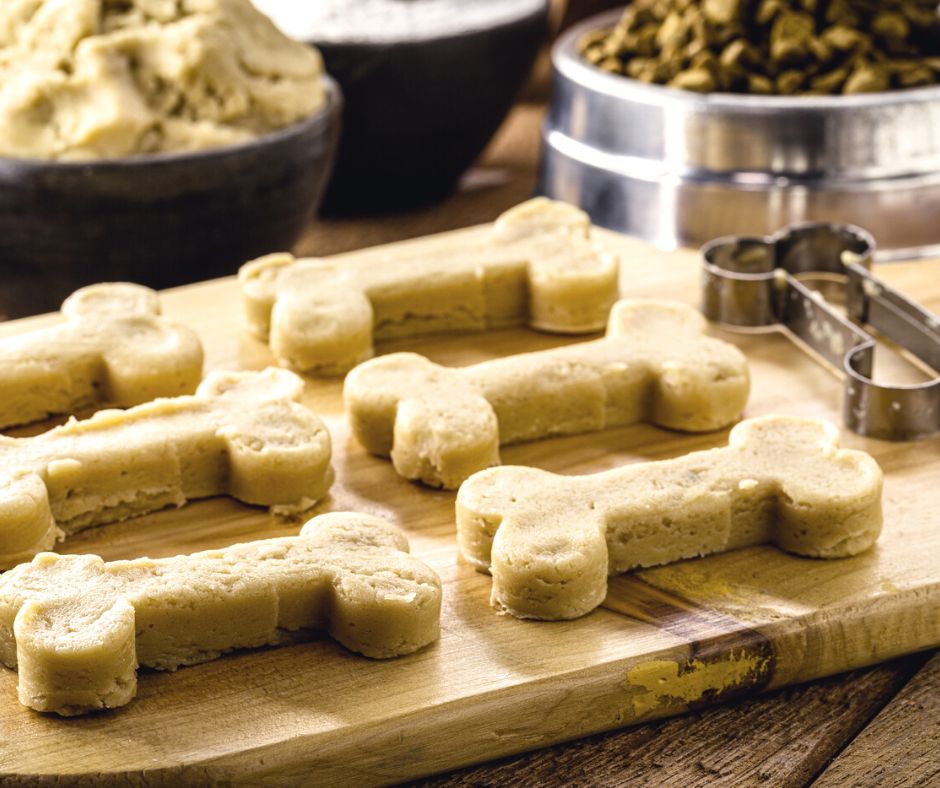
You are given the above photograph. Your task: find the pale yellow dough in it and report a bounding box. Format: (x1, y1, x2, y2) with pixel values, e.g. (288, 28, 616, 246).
(0, 512, 442, 715)
(0, 367, 333, 569)
(0, 282, 203, 430)
(240, 198, 620, 374)
(344, 299, 750, 489)
(0, 0, 325, 160)
(457, 416, 884, 620)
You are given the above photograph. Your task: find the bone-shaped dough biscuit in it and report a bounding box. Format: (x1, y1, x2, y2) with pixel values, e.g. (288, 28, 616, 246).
(344, 299, 750, 489)
(239, 198, 620, 374)
(456, 416, 883, 620)
(0, 512, 442, 715)
(0, 283, 204, 430)
(0, 367, 332, 569)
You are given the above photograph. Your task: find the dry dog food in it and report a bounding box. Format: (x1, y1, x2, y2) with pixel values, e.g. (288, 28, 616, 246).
(582, 0, 940, 94)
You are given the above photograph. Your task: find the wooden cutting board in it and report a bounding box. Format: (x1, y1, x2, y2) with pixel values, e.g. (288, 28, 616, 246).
(1, 227, 939, 785)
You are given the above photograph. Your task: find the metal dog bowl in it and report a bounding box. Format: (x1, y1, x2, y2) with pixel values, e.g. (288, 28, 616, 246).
(539, 10, 940, 261)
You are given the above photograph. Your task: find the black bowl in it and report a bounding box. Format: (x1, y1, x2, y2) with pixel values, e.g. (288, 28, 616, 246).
(307, 1, 549, 214)
(0, 77, 342, 319)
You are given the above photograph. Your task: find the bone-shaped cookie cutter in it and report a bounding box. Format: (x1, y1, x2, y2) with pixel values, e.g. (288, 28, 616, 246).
(0, 512, 442, 715)
(344, 299, 749, 489)
(457, 416, 883, 621)
(0, 283, 204, 430)
(0, 368, 333, 569)
(702, 223, 940, 441)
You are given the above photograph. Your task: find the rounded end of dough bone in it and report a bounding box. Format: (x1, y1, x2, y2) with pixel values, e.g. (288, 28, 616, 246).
(344, 353, 441, 456)
(270, 281, 374, 375)
(61, 283, 161, 319)
(490, 514, 609, 621)
(391, 392, 500, 489)
(14, 597, 137, 715)
(528, 244, 620, 334)
(651, 350, 750, 432)
(301, 512, 410, 553)
(100, 316, 205, 404)
(220, 403, 333, 507)
(730, 416, 884, 558)
(327, 562, 442, 659)
(607, 298, 707, 337)
(494, 197, 591, 243)
(197, 367, 305, 402)
(456, 466, 560, 568)
(239, 253, 298, 339)
(0, 471, 58, 570)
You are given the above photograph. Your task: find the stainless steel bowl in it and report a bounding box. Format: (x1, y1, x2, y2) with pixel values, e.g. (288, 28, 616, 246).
(538, 10, 940, 260)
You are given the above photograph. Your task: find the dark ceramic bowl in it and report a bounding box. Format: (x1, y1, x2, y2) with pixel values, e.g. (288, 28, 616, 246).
(0, 77, 341, 319)
(304, 2, 549, 214)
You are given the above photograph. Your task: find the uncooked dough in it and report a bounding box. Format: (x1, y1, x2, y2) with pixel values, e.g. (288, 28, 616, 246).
(0, 367, 332, 569)
(344, 299, 750, 488)
(0, 0, 326, 160)
(0, 512, 442, 715)
(456, 416, 884, 620)
(240, 198, 620, 374)
(0, 282, 203, 430)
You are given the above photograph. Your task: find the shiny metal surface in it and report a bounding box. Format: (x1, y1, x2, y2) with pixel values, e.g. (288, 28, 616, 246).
(703, 223, 940, 441)
(539, 10, 940, 260)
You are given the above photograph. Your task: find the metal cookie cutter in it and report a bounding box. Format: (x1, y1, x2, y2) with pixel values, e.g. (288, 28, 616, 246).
(702, 223, 940, 441)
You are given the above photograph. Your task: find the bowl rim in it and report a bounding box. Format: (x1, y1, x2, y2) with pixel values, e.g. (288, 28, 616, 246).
(285, 0, 550, 46)
(558, 9, 940, 112)
(0, 75, 341, 171)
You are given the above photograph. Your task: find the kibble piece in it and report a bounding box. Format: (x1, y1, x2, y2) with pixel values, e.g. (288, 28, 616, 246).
(777, 69, 806, 94)
(703, 0, 744, 25)
(844, 64, 890, 94)
(770, 11, 816, 65)
(749, 73, 775, 93)
(670, 67, 717, 92)
(811, 66, 850, 93)
(897, 65, 936, 88)
(872, 11, 910, 43)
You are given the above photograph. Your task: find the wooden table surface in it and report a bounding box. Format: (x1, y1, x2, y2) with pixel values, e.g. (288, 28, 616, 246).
(3, 96, 937, 788)
(298, 102, 938, 787)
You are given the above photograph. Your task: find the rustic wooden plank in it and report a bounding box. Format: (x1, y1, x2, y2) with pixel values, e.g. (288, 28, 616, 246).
(0, 227, 938, 784)
(414, 654, 930, 788)
(813, 652, 940, 788)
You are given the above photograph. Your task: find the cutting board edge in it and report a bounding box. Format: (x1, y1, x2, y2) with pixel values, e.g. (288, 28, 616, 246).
(3, 576, 938, 786)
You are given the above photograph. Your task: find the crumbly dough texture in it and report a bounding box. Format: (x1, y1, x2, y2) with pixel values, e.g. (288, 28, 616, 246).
(456, 416, 884, 620)
(0, 282, 203, 430)
(0, 367, 332, 569)
(344, 299, 750, 489)
(0, 512, 442, 715)
(240, 198, 620, 374)
(0, 0, 325, 160)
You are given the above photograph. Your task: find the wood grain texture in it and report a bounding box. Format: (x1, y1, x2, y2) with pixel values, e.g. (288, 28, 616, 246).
(0, 226, 939, 785)
(814, 652, 940, 788)
(416, 654, 930, 788)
